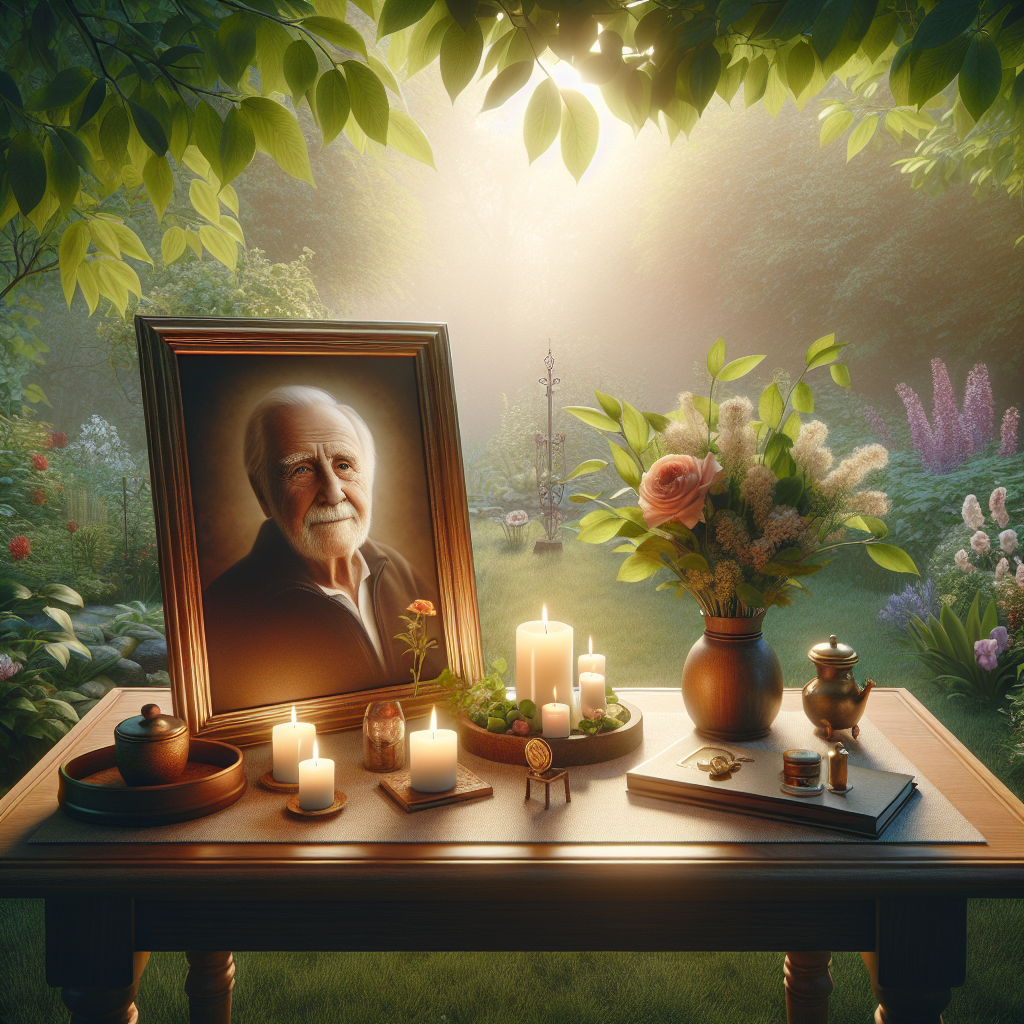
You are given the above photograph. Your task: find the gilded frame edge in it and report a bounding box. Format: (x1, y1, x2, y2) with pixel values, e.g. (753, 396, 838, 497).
(135, 316, 484, 746)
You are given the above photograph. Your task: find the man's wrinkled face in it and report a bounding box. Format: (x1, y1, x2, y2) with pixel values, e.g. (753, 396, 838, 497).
(260, 402, 372, 562)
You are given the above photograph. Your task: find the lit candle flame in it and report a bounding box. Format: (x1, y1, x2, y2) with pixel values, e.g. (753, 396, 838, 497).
(553, 686, 558, 704)
(542, 604, 548, 634)
(312, 738, 318, 765)
(589, 636, 593, 656)
(290, 705, 296, 727)
(430, 706, 437, 738)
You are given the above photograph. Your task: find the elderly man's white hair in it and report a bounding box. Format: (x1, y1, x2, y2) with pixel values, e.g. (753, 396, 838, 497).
(244, 385, 375, 504)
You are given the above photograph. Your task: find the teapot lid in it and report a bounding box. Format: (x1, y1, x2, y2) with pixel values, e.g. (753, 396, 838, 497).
(808, 635, 858, 666)
(115, 703, 187, 741)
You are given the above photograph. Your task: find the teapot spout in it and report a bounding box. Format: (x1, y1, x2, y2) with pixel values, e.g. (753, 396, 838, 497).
(858, 678, 876, 702)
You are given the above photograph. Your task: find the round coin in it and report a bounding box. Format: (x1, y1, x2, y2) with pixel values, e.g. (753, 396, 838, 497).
(525, 737, 553, 772)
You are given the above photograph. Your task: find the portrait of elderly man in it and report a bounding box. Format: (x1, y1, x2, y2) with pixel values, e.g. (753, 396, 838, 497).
(203, 385, 442, 713)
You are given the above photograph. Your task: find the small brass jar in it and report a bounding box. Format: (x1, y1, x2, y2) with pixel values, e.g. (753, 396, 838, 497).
(802, 635, 875, 740)
(114, 704, 189, 787)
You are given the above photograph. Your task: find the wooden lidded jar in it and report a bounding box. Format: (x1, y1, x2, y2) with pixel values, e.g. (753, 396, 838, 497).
(114, 703, 190, 787)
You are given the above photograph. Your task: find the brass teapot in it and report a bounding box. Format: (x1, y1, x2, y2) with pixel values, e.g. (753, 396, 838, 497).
(801, 635, 875, 740)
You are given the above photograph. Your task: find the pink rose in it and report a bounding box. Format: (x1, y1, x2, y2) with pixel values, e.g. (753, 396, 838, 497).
(639, 452, 722, 529)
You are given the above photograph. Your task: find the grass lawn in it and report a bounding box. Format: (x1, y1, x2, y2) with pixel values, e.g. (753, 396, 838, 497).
(0, 520, 1020, 1023)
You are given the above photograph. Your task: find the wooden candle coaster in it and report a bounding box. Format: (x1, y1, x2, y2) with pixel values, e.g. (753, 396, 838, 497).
(285, 791, 347, 817)
(379, 763, 492, 813)
(260, 772, 298, 793)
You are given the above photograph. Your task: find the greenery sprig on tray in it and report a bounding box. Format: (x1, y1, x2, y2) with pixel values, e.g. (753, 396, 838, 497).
(437, 660, 628, 735)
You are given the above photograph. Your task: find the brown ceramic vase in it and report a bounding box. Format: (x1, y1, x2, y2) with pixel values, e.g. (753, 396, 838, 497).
(681, 613, 784, 740)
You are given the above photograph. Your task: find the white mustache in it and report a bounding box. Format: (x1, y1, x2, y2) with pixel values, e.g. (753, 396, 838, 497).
(305, 504, 357, 526)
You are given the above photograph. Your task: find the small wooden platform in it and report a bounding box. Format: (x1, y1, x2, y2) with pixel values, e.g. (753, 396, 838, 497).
(526, 768, 570, 809)
(379, 764, 492, 813)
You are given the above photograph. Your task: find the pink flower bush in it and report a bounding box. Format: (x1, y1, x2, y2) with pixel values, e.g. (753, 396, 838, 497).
(960, 363, 994, 453)
(1000, 407, 1020, 458)
(961, 494, 985, 530)
(639, 452, 722, 529)
(970, 530, 990, 555)
(954, 549, 975, 573)
(989, 487, 1009, 529)
(1002, 530, 1019, 555)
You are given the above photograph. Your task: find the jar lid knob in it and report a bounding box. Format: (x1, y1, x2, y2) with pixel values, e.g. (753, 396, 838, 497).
(142, 703, 161, 720)
(830, 635, 838, 647)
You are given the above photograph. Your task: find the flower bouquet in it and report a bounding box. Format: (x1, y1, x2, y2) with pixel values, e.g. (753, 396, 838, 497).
(564, 335, 918, 738)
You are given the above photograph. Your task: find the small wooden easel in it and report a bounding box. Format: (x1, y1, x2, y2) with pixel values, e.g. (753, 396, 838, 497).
(524, 738, 570, 809)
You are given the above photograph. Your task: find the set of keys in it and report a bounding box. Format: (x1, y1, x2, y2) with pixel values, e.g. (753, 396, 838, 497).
(698, 753, 754, 779)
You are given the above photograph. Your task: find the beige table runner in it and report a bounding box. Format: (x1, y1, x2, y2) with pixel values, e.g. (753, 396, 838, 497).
(30, 698, 983, 845)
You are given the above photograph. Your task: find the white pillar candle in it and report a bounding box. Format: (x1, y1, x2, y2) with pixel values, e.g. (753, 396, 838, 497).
(409, 707, 458, 793)
(569, 687, 583, 730)
(516, 606, 573, 711)
(542, 687, 571, 738)
(580, 671, 606, 720)
(578, 636, 606, 680)
(272, 706, 316, 783)
(298, 740, 335, 810)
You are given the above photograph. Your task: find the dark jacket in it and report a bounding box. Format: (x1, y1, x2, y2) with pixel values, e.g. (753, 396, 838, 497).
(203, 519, 442, 713)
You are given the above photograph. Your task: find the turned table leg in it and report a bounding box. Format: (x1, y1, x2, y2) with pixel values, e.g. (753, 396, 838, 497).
(862, 897, 966, 1024)
(784, 950, 833, 1024)
(185, 950, 235, 1024)
(62, 951, 150, 1024)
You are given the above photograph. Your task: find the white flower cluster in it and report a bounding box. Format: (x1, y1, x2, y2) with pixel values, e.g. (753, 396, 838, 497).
(66, 415, 139, 476)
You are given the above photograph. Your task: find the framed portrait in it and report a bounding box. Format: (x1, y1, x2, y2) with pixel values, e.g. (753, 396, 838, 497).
(135, 317, 483, 745)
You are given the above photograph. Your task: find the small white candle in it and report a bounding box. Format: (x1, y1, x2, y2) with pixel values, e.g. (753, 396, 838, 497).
(516, 605, 573, 710)
(409, 707, 458, 793)
(542, 687, 570, 739)
(272, 706, 316, 783)
(580, 671, 606, 720)
(298, 739, 335, 810)
(578, 636, 606, 682)
(569, 686, 583, 730)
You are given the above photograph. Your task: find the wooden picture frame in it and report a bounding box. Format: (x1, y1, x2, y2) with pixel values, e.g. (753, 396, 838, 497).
(135, 317, 483, 745)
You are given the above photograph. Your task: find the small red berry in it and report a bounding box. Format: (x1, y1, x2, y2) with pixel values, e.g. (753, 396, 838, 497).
(31, 454, 48, 472)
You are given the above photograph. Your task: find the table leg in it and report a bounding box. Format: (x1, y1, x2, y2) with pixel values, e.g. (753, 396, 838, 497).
(61, 951, 149, 1024)
(784, 950, 832, 1024)
(185, 950, 236, 1024)
(861, 896, 966, 1024)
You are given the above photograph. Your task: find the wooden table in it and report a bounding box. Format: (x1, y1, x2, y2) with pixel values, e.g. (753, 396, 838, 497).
(1, 686, 1021, 1024)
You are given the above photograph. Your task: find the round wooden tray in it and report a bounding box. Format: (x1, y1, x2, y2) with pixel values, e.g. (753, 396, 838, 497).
(456, 701, 643, 767)
(58, 738, 246, 827)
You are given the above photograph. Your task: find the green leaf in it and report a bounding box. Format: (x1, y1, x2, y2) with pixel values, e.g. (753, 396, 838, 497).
(865, 542, 919, 575)
(804, 333, 835, 363)
(645, 412, 672, 432)
(99, 106, 130, 169)
(774, 475, 803, 507)
(219, 107, 255, 185)
(958, 32, 1002, 120)
(965, 590, 983, 643)
(706, 337, 725, 377)
(830, 362, 851, 388)
(616, 552, 663, 582)
(481, 61, 533, 112)
(303, 16, 368, 57)
(819, 108, 855, 146)
(40, 583, 84, 608)
(316, 69, 351, 147)
(570, 493, 599, 503)
(717, 354, 766, 381)
(190, 178, 221, 224)
(847, 113, 878, 159)
(594, 390, 622, 420)
(143, 154, 174, 221)
(24, 66, 93, 112)
(523, 78, 561, 163)
(909, 35, 970, 107)
(981, 597, 998, 638)
(758, 382, 785, 429)
(787, 41, 816, 98)
(805, 343, 847, 369)
(692, 395, 719, 428)
(940, 603, 973, 664)
(745, 54, 770, 107)
(689, 45, 722, 114)
(242, 97, 316, 184)
(199, 224, 238, 271)
(45, 643, 70, 669)
(913, 0, 979, 51)
(368, 56, 400, 95)
(344, 60, 390, 145)
(609, 441, 642, 490)
(772, 0, 827, 42)
(161, 225, 186, 264)
(129, 101, 169, 157)
(578, 517, 628, 544)
(387, 108, 435, 167)
(54, 127, 96, 178)
(564, 459, 608, 481)
(379, 0, 436, 38)
(560, 89, 599, 183)
(59, 221, 90, 305)
(736, 583, 765, 608)
(8, 131, 46, 215)
(564, 406, 620, 431)
(440, 19, 484, 102)
(812, 0, 855, 61)
(621, 401, 651, 454)
(782, 410, 802, 440)
(791, 380, 814, 413)
(284, 39, 320, 106)
(846, 515, 888, 537)
(47, 145, 78, 215)
(43, 605, 74, 633)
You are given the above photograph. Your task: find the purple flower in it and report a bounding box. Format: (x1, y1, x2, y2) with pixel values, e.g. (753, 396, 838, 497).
(961, 363, 994, 454)
(974, 638, 999, 671)
(878, 579, 939, 630)
(863, 405, 892, 446)
(1000, 407, 1020, 458)
(896, 383, 937, 472)
(991, 626, 1008, 654)
(932, 359, 971, 471)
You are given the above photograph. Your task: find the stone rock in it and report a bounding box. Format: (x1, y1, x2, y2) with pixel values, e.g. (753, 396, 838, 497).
(75, 698, 99, 716)
(133, 638, 168, 674)
(75, 605, 119, 625)
(106, 635, 138, 658)
(72, 622, 105, 646)
(86, 645, 124, 668)
(146, 670, 171, 689)
(108, 659, 147, 688)
(77, 680, 108, 700)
